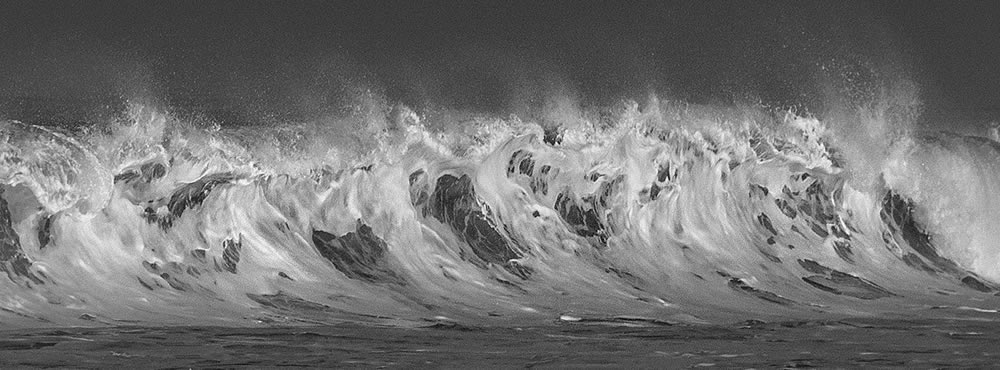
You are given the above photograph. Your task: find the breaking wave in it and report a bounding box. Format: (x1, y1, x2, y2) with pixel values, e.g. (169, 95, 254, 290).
(2, 97, 1000, 329)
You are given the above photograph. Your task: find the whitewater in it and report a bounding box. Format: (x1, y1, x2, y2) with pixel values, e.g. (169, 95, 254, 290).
(2, 95, 1000, 331)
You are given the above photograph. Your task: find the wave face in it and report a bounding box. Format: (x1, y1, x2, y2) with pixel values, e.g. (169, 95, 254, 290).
(2, 101, 1000, 329)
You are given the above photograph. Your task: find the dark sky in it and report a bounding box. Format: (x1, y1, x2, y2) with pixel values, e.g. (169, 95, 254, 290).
(0, 1, 998, 130)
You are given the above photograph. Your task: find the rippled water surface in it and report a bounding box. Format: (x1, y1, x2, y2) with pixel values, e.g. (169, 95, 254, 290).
(3, 318, 1000, 368)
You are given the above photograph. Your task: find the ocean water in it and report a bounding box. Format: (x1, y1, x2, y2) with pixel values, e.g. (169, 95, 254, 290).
(2, 92, 1000, 366)
(2, 2, 1000, 363)
(3, 319, 1000, 368)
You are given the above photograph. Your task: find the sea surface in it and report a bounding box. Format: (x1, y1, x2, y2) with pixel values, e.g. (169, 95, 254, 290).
(3, 99, 1000, 367)
(4, 2, 1000, 363)
(3, 318, 1000, 368)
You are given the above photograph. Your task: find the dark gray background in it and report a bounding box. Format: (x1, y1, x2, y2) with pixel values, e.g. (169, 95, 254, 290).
(0, 1, 996, 132)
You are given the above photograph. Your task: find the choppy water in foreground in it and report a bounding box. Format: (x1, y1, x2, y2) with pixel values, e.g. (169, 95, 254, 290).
(3, 318, 1000, 368)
